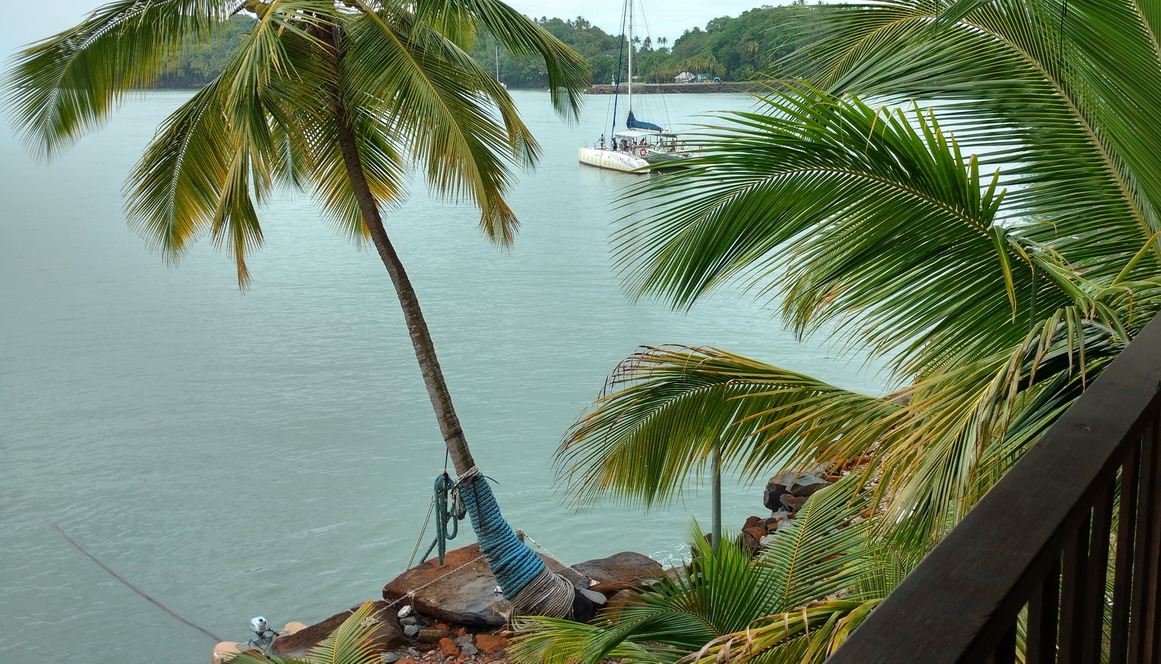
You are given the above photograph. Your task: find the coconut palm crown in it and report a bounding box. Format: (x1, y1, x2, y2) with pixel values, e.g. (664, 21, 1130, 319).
(6, 0, 594, 618)
(544, 0, 1161, 659)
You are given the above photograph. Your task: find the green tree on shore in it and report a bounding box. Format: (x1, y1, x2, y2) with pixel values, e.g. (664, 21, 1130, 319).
(525, 0, 1161, 659)
(7, 0, 593, 618)
(147, 6, 826, 91)
(156, 14, 255, 88)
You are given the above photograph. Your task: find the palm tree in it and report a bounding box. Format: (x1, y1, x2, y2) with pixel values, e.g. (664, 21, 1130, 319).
(544, 0, 1161, 655)
(6, 0, 593, 619)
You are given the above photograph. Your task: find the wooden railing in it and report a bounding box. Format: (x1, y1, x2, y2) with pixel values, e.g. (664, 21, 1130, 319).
(826, 316, 1161, 663)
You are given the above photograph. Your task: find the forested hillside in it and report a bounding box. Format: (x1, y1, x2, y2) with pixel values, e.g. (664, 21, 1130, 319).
(487, 3, 820, 88)
(157, 15, 256, 88)
(160, 3, 822, 89)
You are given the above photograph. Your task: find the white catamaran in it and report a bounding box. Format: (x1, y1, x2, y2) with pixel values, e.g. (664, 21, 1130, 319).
(578, 0, 694, 173)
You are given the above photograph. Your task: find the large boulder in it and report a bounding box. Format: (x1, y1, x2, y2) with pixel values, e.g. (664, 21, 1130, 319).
(573, 551, 664, 596)
(382, 544, 581, 626)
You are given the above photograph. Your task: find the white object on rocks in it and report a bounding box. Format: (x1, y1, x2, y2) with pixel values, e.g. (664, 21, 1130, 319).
(211, 642, 243, 664)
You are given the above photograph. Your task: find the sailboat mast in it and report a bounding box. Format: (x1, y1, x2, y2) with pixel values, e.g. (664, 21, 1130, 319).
(627, 0, 633, 115)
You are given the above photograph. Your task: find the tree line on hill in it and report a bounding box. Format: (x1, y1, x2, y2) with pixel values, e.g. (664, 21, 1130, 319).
(158, 2, 826, 89)
(489, 2, 823, 87)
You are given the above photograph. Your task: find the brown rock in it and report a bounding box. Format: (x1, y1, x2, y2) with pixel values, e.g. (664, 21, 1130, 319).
(475, 633, 510, 655)
(211, 641, 242, 664)
(455, 627, 468, 637)
(574, 551, 663, 595)
(439, 637, 460, 657)
(435, 622, 450, 632)
(418, 628, 451, 643)
(383, 543, 579, 626)
(736, 530, 761, 557)
(743, 525, 767, 542)
(271, 601, 402, 658)
(743, 515, 761, 529)
(780, 494, 807, 512)
(598, 587, 651, 620)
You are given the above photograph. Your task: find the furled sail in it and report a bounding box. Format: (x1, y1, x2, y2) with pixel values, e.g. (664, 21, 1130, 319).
(627, 111, 663, 132)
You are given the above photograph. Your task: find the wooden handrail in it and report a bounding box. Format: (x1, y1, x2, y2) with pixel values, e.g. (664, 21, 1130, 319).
(827, 315, 1161, 663)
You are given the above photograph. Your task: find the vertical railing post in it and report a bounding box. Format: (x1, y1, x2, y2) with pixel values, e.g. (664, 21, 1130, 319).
(1109, 439, 1141, 664)
(1129, 414, 1161, 662)
(1026, 558, 1060, 664)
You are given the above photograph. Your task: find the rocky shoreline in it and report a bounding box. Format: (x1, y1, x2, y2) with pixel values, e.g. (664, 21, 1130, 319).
(213, 467, 850, 664)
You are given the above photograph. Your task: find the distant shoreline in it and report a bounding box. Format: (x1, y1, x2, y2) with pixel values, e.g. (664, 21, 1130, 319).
(147, 82, 764, 94)
(587, 82, 762, 94)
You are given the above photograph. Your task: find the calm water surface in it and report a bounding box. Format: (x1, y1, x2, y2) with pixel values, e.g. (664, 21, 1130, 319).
(0, 90, 891, 663)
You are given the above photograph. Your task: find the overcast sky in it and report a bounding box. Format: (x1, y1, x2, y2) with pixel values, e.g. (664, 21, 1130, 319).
(3, 1, 800, 59)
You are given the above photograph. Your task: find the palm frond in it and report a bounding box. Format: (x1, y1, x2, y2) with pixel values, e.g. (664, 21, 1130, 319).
(125, 78, 233, 261)
(678, 598, 883, 664)
(410, 0, 590, 117)
(342, 5, 534, 244)
(779, 0, 1161, 285)
(759, 476, 871, 612)
(556, 345, 904, 509)
(5, 0, 230, 159)
(615, 87, 1094, 380)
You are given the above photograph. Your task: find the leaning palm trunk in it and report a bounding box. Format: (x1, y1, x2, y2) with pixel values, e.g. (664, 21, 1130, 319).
(335, 107, 593, 620)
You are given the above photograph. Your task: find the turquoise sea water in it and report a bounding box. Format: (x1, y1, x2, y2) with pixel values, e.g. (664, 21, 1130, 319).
(0, 90, 891, 663)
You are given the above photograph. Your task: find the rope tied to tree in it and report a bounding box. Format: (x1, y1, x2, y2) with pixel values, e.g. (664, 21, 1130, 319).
(417, 471, 467, 566)
(406, 467, 585, 619)
(457, 469, 543, 596)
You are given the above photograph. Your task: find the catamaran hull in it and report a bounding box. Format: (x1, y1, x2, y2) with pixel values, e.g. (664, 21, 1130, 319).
(643, 151, 697, 172)
(578, 147, 651, 173)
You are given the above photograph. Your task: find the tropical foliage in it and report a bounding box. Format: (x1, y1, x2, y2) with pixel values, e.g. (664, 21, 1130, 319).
(515, 479, 900, 664)
(537, 0, 1161, 660)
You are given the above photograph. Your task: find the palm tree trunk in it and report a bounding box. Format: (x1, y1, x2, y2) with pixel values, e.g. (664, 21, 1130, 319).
(331, 110, 476, 478)
(331, 98, 594, 622)
(711, 441, 722, 553)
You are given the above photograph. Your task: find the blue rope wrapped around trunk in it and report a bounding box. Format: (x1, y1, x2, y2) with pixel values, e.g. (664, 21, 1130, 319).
(458, 474, 547, 597)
